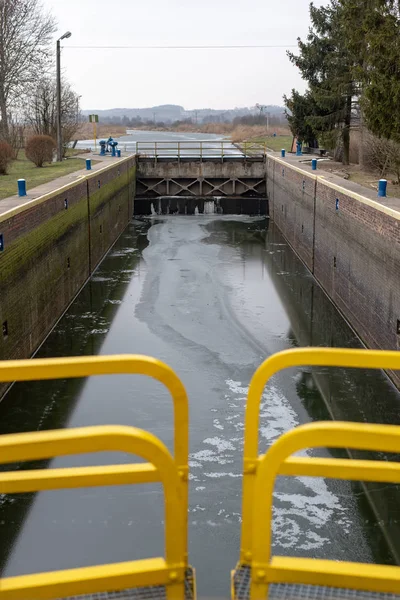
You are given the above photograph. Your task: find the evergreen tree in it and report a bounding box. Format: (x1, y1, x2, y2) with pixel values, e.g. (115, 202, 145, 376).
(288, 1, 356, 164)
(340, 0, 400, 142)
(283, 89, 319, 147)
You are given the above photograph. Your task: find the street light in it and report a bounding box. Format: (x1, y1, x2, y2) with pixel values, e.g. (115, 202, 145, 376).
(56, 31, 72, 162)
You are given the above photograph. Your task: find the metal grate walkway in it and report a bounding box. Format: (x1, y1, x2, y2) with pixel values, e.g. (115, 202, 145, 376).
(61, 568, 195, 600)
(233, 566, 400, 600)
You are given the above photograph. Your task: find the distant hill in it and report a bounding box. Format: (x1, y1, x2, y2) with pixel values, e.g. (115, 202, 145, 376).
(82, 105, 185, 122)
(82, 104, 285, 124)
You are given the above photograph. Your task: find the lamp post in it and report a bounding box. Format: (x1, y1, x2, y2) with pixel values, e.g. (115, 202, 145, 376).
(56, 31, 72, 162)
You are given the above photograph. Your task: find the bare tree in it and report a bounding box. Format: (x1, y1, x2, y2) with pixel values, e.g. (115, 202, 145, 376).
(25, 77, 81, 156)
(0, 0, 56, 139)
(8, 115, 26, 158)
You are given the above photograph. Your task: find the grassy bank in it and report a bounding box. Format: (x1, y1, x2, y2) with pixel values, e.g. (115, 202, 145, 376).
(248, 135, 293, 152)
(0, 151, 86, 200)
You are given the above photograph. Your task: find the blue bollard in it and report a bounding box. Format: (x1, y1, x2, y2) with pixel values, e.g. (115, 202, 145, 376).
(281, 149, 286, 158)
(111, 146, 116, 157)
(378, 179, 387, 197)
(18, 179, 26, 197)
(117, 149, 121, 158)
(86, 159, 92, 170)
(312, 158, 317, 170)
(296, 142, 302, 156)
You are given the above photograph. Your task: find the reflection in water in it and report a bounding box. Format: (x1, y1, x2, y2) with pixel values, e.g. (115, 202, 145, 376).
(0, 223, 149, 572)
(0, 217, 399, 598)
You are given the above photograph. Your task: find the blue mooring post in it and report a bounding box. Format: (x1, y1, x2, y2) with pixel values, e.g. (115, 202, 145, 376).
(117, 149, 121, 158)
(312, 158, 318, 171)
(281, 149, 286, 158)
(18, 179, 26, 197)
(378, 179, 387, 198)
(296, 142, 302, 156)
(86, 159, 92, 170)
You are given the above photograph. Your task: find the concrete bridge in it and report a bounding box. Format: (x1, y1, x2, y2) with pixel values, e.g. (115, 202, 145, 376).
(134, 141, 268, 216)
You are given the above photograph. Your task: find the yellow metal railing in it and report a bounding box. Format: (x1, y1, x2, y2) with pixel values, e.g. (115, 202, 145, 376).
(0, 355, 191, 600)
(237, 347, 400, 599)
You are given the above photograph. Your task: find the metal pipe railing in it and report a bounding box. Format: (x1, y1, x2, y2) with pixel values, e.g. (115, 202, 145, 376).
(135, 140, 266, 160)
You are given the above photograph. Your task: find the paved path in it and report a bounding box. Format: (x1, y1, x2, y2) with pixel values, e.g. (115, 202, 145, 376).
(0, 153, 128, 219)
(278, 152, 400, 213)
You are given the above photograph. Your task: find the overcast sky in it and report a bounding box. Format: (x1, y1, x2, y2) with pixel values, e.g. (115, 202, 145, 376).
(43, 0, 327, 111)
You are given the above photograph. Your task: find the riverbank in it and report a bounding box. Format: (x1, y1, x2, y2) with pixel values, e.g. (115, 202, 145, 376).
(0, 151, 88, 201)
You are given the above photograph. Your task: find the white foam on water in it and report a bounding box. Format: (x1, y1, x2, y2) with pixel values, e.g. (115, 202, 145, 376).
(224, 377, 352, 551)
(203, 437, 236, 452)
(188, 375, 352, 551)
(204, 472, 242, 478)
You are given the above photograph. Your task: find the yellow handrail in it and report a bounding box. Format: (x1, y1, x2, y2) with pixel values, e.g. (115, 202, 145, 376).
(0, 355, 189, 555)
(241, 347, 400, 562)
(0, 425, 186, 599)
(0, 355, 188, 474)
(250, 421, 400, 598)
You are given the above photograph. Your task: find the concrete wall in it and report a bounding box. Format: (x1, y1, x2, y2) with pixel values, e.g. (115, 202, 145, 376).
(0, 157, 136, 391)
(137, 157, 266, 180)
(267, 154, 400, 385)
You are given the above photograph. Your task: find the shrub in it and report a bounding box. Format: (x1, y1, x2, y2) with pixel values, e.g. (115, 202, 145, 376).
(363, 132, 400, 182)
(25, 135, 56, 167)
(0, 141, 14, 175)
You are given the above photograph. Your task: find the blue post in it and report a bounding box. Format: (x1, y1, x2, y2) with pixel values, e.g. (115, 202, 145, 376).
(18, 179, 26, 197)
(312, 158, 318, 171)
(112, 145, 116, 157)
(296, 142, 302, 156)
(117, 149, 121, 158)
(378, 179, 387, 198)
(86, 159, 92, 170)
(281, 149, 286, 158)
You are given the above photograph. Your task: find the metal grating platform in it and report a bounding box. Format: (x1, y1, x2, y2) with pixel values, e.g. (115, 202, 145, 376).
(61, 568, 195, 600)
(233, 566, 400, 600)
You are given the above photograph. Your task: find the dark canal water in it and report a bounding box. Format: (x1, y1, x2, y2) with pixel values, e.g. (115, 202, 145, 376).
(1, 216, 400, 599)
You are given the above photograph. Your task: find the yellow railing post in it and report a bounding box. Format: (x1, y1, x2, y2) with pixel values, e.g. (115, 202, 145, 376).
(0, 354, 190, 560)
(250, 420, 400, 599)
(240, 347, 400, 564)
(0, 425, 187, 599)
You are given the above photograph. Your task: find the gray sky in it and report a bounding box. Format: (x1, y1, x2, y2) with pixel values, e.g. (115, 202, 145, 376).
(43, 0, 327, 110)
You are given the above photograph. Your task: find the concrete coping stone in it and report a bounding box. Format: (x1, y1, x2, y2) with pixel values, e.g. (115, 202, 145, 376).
(269, 152, 400, 222)
(0, 154, 134, 224)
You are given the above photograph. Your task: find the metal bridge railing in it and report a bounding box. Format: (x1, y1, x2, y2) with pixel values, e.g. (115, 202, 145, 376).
(135, 140, 266, 160)
(0, 355, 192, 600)
(233, 347, 400, 600)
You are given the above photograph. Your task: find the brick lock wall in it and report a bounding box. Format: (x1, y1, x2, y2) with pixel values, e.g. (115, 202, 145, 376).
(268, 158, 316, 272)
(315, 180, 400, 356)
(269, 154, 400, 386)
(88, 160, 134, 269)
(0, 181, 90, 364)
(0, 157, 136, 396)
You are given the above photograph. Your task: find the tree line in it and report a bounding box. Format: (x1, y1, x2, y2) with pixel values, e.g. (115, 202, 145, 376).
(285, 0, 400, 167)
(0, 0, 81, 159)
